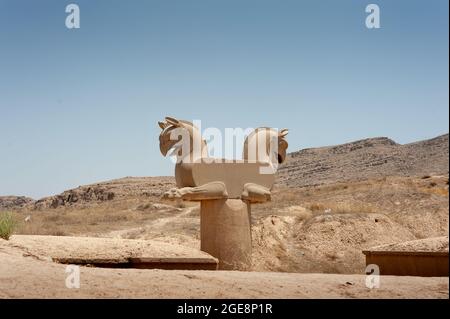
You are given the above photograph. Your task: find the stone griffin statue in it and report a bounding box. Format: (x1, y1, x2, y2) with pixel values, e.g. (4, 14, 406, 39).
(158, 116, 288, 270)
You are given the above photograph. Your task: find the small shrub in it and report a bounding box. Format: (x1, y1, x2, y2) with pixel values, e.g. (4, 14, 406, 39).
(0, 212, 17, 240)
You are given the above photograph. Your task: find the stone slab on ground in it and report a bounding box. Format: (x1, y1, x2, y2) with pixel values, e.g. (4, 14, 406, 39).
(363, 236, 449, 277)
(8, 235, 218, 270)
(1, 237, 448, 298)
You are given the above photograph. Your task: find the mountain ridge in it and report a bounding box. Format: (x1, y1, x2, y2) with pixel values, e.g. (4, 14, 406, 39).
(277, 133, 448, 187)
(1, 133, 448, 210)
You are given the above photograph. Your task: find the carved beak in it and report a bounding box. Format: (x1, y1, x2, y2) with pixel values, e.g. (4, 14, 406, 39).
(160, 134, 182, 157)
(160, 142, 169, 157)
(159, 134, 174, 157)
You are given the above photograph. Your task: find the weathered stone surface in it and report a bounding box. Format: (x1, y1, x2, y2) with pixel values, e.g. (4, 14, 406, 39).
(9, 235, 218, 270)
(158, 117, 288, 270)
(200, 199, 252, 270)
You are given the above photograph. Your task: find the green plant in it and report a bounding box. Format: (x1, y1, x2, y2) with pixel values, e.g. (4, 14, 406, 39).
(0, 211, 16, 240)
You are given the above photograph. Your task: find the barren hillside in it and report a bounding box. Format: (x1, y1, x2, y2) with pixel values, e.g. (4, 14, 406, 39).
(277, 134, 449, 187)
(0, 196, 34, 210)
(1, 134, 447, 210)
(32, 177, 175, 210)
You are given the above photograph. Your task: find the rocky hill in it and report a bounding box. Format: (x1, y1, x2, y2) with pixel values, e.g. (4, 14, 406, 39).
(277, 134, 449, 187)
(1, 134, 447, 210)
(4, 135, 447, 276)
(0, 196, 35, 210)
(32, 177, 175, 209)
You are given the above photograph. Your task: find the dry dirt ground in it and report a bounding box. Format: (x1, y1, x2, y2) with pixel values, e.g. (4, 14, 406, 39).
(1, 134, 448, 298)
(1, 175, 448, 298)
(0, 238, 448, 298)
(8, 175, 448, 274)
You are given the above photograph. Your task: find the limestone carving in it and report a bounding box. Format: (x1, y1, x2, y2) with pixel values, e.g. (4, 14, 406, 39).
(158, 116, 288, 270)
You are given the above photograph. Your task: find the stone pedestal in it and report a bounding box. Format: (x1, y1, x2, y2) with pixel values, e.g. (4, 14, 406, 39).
(158, 117, 289, 271)
(200, 199, 252, 270)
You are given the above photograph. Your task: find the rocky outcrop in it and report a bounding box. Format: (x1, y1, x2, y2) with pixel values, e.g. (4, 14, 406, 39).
(32, 176, 176, 209)
(277, 134, 449, 187)
(0, 196, 35, 210)
(3, 134, 447, 209)
(34, 187, 115, 209)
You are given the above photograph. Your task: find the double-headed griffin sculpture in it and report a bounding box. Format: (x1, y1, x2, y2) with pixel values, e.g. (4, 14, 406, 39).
(158, 116, 288, 270)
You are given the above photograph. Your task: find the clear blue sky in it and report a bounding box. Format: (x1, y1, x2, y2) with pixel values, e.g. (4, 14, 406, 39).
(0, 0, 448, 199)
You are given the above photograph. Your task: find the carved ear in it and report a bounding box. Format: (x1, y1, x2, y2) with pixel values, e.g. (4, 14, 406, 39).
(279, 129, 289, 137)
(158, 121, 167, 130)
(165, 116, 180, 127)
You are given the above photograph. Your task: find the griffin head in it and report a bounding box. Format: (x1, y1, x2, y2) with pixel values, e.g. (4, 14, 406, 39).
(158, 117, 184, 157)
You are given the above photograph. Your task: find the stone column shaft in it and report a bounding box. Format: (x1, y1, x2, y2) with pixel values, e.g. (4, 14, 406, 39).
(200, 199, 252, 270)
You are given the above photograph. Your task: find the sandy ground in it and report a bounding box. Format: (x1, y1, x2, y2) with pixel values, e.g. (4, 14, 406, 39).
(0, 237, 448, 299)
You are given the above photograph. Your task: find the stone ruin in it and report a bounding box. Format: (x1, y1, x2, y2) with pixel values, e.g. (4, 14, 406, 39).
(158, 116, 288, 270)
